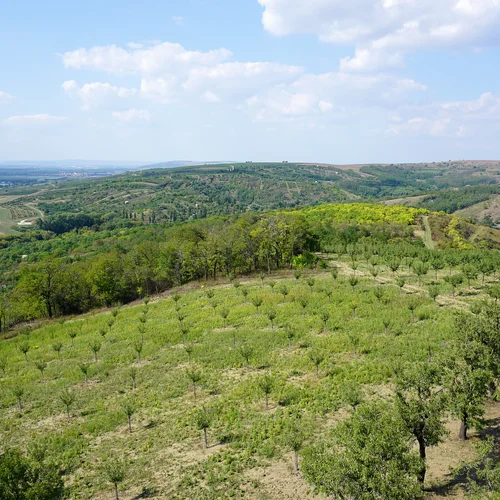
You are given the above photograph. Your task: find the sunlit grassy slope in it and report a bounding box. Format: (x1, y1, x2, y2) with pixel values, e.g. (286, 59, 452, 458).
(0, 253, 479, 499)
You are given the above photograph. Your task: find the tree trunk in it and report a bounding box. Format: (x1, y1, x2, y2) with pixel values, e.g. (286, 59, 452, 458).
(417, 438, 426, 483)
(193, 385, 197, 400)
(203, 428, 208, 449)
(294, 450, 299, 472)
(114, 483, 119, 500)
(265, 394, 269, 410)
(459, 415, 468, 441)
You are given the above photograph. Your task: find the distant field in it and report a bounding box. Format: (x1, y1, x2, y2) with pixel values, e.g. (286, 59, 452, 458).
(0, 207, 17, 235)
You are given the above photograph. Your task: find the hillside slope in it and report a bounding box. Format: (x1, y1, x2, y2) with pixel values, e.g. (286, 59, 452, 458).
(1, 160, 499, 234)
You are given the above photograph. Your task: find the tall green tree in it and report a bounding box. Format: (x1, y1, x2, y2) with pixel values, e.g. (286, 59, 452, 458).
(395, 363, 447, 483)
(302, 403, 423, 499)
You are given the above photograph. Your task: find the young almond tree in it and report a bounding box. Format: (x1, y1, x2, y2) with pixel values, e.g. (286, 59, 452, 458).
(209, 299, 218, 316)
(177, 311, 187, 325)
(373, 287, 384, 303)
(257, 374, 274, 410)
(251, 296, 263, 314)
(348, 330, 360, 355)
(89, 340, 102, 362)
(462, 264, 479, 289)
(241, 287, 249, 303)
(133, 339, 143, 363)
(283, 421, 306, 473)
(407, 300, 418, 322)
(79, 363, 90, 384)
(395, 363, 447, 483)
(239, 344, 254, 370)
(369, 266, 379, 283)
(59, 389, 76, 419)
(35, 360, 47, 381)
(219, 307, 229, 327)
(186, 367, 203, 400)
(348, 276, 359, 292)
(341, 381, 364, 413)
(388, 259, 401, 277)
(444, 273, 464, 296)
(18, 341, 30, 362)
(285, 326, 296, 349)
(103, 458, 126, 500)
(128, 366, 138, 390)
(184, 344, 194, 364)
(180, 324, 190, 344)
(12, 387, 25, 411)
(298, 297, 308, 316)
(267, 308, 277, 329)
(428, 285, 440, 302)
(68, 330, 77, 345)
(412, 261, 429, 285)
(123, 402, 136, 433)
(294, 270, 302, 282)
(194, 406, 214, 449)
(430, 258, 445, 280)
(396, 278, 406, 295)
(278, 284, 289, 303)
(306, 278, 315, 294)
(308, 349, 325, 378)
(319, 311, 330, 332)
(52, 342, 63, 360)
(0, 357, 6, 376)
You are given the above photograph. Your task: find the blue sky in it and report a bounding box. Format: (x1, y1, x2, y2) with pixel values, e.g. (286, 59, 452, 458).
(2, 0, 500, 163)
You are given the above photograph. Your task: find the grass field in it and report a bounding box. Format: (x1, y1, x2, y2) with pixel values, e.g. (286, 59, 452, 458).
(0, 206, 17, 235)
(0, 255, 496, 499)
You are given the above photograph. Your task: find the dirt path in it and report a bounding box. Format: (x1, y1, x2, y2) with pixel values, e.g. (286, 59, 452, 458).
(470, 225, 487, 243)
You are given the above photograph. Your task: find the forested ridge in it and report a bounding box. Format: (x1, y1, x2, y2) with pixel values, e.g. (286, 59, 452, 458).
(1, 202, 498, 330)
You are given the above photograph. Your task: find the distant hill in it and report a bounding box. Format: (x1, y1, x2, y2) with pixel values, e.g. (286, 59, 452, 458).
(0, 159, 499, 234)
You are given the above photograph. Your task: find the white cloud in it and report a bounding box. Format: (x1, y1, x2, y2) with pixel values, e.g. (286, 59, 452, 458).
(245, 70, 427, 121)
(173, 16, 184, 26)
(202, 91, 221, 103)
(112, 109, 151, 123)
(390, 92, 500, 137)
(62, 80, 137, 110)
(183, 62, 303, 101)
(0, 90, 13, 103)
(258, 0, 500, 71)
(140, 77, 177, 103)
(58, 39, 428, 126)
(390, 117, 453, 137)
(2, 114, 67, 126)
(247, 90, 334, 121)
(62, 41, 232, 75)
